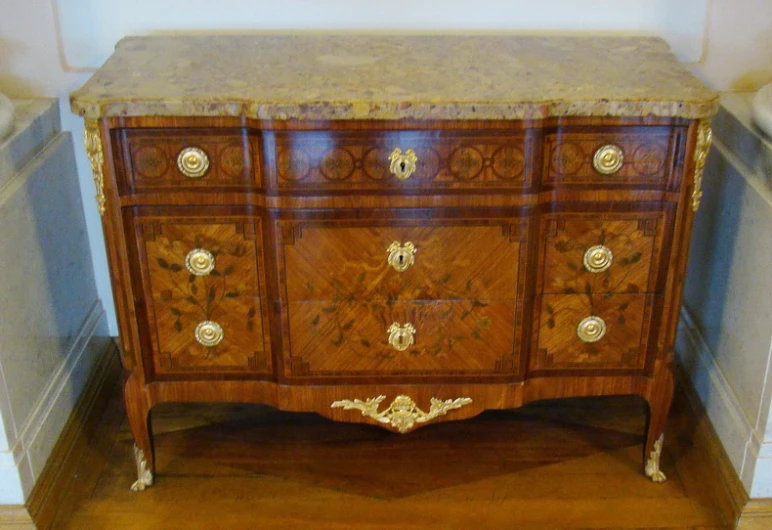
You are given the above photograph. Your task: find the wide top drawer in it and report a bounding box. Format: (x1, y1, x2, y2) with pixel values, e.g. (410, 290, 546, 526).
(263, 130, 537, 191)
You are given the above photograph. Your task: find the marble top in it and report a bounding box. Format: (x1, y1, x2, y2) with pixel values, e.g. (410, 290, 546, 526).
(70, 35, 718, 121)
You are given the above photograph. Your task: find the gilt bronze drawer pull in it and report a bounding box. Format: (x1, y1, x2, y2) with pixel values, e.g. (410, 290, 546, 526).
(386, 241, 416, 272)
(388, 148, 418, 180)
(387, 322, 416, 351)
(195, 320, 224, 347)
(577, 316, 607, 343)
(185, 249, 215, 276)
(593, 144, 624, 175)
(177, 147, 210, 178)
(583, 245, 613, 273)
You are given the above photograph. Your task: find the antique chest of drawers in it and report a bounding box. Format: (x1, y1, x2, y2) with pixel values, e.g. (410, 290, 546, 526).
(70, 35, 718, 491)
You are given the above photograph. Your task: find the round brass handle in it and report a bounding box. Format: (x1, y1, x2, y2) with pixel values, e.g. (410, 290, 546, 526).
(593, 144, 624, 175)
(388, 148, 418, 180)
(185, 249, 215, 276)
(583, 245, 613, 273)
(177, 147, 210, 178)
(386, 241, 417, 272)
(577, 316, 607, 343)
(387, 322, 416, 351)
(195, 321, 224, 347)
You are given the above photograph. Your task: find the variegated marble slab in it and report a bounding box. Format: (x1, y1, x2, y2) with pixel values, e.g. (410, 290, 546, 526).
(70, 35, 718, 120)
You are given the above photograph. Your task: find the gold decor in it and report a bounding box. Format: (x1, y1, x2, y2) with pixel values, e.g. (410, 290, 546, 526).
(185, 249, 215, 276)
(583, 245, 614, 273)
(645, 434, 667, 482)
(388, 147, 418, 180)
(331, 394, 473, 433)
(84, 120, 106, 216)
(194, 320, 224, 347)
(131, 444, 154, 492)
(577, 316, 607, 343)
(387, 322, 416, 351)
(386, 241, 417, 272)
(692, 120, 713, 212)
(177, 147, 210, 178)
(592, 144, 624, 175)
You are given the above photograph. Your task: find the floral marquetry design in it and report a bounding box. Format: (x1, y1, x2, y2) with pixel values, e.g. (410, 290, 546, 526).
(540, 213, 669, 296)
(135, 217, 269, 374)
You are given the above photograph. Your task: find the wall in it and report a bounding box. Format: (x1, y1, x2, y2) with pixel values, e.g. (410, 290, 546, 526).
(677, 94, 772, 498)
(0, 99, 108, 504)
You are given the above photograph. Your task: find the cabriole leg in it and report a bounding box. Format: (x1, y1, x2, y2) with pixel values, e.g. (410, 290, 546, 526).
(644, 362, 675, 483)
(124, 373, 154, 491)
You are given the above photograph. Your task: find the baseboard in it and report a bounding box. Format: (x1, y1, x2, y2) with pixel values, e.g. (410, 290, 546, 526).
(738, 497, 772, 529)
(675, 306, 759, 489)
(672, 363, 749, 527)
(25, 340, 121, 530)
(11, 301, 109, 497)
(0, 505, 34, 529)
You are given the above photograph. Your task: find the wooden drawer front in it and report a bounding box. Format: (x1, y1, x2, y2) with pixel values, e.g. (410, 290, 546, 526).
(116, 128, 259, 191)
(531, 293, 656, 372)
(544, 128, 685, 187)
(266, 131, 535, 190)
(279, 219, 528, 302)
(132, 215, 270, 376)
(538, 210, 670, 295)
(283, 300, 523, 377)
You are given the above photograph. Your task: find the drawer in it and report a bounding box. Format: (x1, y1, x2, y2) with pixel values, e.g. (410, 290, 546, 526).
(283, 299, 523, 377)
(131, 213, 271, 377)
(277, 218, 528, 302)
(265, 130, 536, 190)
(115, 128, 260, 191)
(543, 127, 686, 188)
(530, 293, 657, 372)
(538, 210, 672, 295)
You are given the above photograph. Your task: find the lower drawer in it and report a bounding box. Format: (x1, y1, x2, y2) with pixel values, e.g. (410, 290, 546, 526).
(282, 300, 524, 378)
(530, 293, 657, 373)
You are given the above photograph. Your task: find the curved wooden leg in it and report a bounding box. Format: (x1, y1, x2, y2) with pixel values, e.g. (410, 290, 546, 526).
(644, 361, 674, 483)
(124, 373, 154, 491)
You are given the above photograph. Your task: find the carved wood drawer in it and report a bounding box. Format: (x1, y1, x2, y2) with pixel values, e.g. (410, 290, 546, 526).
(283, 299, 524, 378)
(543, 127, 687, 188)
(130, 211, 271, 378)
(537, 209, 673, 295)
(114, 128, 260, 192)
(264, 130, 536, 190)
(531, 293, 659, 373)
(277, 218, 529, 302)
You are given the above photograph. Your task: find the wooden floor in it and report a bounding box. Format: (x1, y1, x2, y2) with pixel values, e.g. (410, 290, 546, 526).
(47, 379, 731, 529)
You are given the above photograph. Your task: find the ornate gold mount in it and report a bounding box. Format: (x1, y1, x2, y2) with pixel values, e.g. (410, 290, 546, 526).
(331, 394, 473, 433)
(387, 322, 416, 351)
(84, 121, 106, 216)
(131, 444, 154, 492)
(388, 148, 418, 180)
(645, 434, 667, 483)
(387, 241, 417, 272)
(593, 144, 624, 175)
(692, 120, 713, 212)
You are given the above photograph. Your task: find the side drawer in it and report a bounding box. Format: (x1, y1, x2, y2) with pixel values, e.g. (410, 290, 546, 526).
(543, 126, 687, 188)
(537, 207, 674, 295)
(114, 128, 261, 192)
(128, 209, 272, 379)
(530, 293, 660, 373)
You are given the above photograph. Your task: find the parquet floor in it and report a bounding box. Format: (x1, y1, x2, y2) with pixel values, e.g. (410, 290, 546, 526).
(48, 381, 730, 529)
